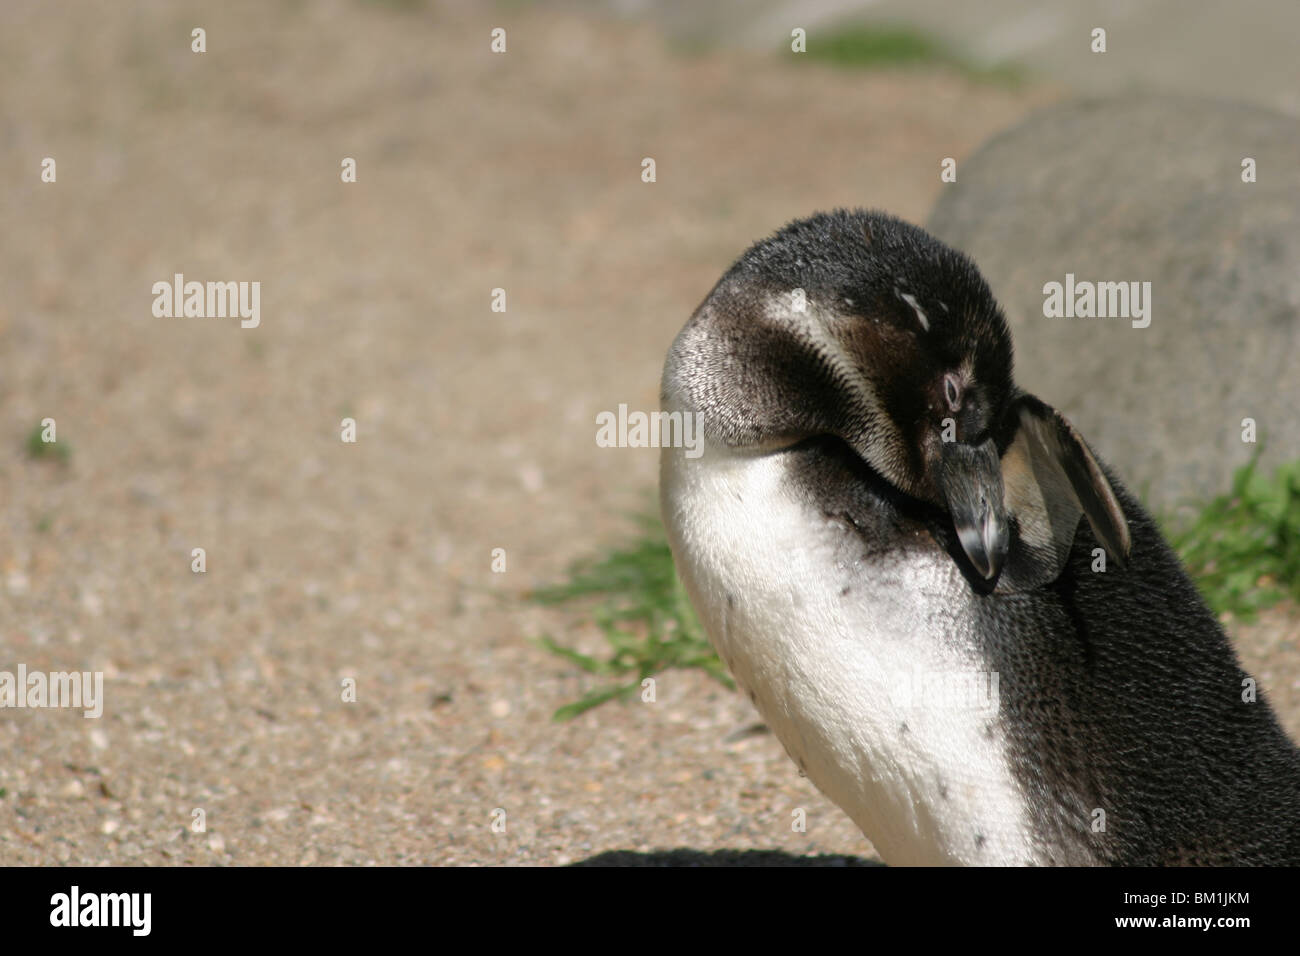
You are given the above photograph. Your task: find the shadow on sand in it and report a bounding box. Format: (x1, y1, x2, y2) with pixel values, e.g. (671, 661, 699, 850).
(571, 849, 882, 867)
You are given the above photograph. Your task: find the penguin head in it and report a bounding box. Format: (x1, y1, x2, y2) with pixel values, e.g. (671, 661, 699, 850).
(664, 209, 1131, 589)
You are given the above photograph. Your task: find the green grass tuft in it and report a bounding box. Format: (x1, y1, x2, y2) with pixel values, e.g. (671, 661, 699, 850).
(25, 424, 70, 463)
(532, 513, 729, 721)
(358, 0, 426, 11)
(1166, 454, 1300, 621)
(797, 24, 1025, 85)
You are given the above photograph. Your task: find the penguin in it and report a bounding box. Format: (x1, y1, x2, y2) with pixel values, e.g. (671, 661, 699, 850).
(659, 209, 1300, 866)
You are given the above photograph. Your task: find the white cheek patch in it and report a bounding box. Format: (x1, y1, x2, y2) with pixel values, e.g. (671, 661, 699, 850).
(896, 289, 930, 331)
(759, 293, 914, 491)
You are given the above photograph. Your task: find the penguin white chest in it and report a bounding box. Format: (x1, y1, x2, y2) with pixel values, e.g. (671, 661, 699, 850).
(661, 443, 1040, 866)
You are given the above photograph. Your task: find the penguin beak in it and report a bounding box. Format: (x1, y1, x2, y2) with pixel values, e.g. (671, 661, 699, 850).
(939, 438, 1009, 583)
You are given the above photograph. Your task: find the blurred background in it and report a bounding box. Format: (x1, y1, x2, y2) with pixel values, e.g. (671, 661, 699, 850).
(1, 0, 1296, 866)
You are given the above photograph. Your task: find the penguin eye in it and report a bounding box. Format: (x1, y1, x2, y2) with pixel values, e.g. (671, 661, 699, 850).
(943, 373, 962, 410)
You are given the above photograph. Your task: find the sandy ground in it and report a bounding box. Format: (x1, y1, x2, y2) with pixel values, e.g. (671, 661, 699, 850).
(1, 0, 1294, 866)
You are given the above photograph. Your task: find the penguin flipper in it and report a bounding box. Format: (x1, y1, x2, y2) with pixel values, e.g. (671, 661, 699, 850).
(997, 393, 1132, 591)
